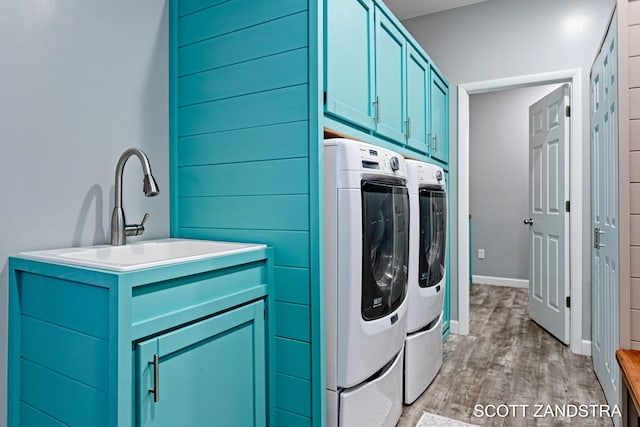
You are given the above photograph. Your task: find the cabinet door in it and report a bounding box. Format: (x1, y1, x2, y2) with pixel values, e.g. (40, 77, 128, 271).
(406, 44, 429, 153)
(374, 6, 405, 143)
(325, 0, 374, 130)
(136, 300, 266, 427)
(430, 69, 449, 164)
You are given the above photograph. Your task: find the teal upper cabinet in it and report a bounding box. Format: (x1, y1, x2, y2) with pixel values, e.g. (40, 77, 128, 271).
(429, 68, 449, 165)
(325, 0, 374, 130)
(373, 6, 405, 142)
(406, 44, 429, 154)
(324, 0, 449, 165)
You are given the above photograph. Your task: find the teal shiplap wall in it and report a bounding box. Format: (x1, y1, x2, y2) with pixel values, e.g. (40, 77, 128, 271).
(170, 1, 324, 426)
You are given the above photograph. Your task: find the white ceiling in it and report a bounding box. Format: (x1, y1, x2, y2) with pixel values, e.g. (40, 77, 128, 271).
(383, 0, 490, 20)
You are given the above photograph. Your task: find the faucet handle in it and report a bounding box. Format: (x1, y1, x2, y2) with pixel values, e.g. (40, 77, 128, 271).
(125, 213, 150, 237)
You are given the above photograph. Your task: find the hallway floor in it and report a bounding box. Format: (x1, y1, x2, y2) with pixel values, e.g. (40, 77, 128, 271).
(397, 284, 611, 426)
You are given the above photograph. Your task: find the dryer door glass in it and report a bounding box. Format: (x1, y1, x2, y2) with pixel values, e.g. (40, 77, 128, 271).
(418, 188, 447, 288)
(361, 180, 409, 321)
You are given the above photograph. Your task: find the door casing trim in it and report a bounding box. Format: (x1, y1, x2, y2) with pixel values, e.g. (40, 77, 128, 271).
(457, 68, 585, 355)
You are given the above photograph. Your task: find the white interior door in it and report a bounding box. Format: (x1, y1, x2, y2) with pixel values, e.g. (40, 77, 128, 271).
(527, 84, 570, 344)
(591, 15, 619, 411)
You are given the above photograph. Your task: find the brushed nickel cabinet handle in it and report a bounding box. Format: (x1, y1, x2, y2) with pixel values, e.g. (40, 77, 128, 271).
(373, 96, 381, 123)
(149, 354, 159, 403)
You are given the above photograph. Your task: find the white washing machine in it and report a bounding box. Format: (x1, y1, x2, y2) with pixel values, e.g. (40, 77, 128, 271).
(324, 138, 409, 427)
(403, 159, 447, 404)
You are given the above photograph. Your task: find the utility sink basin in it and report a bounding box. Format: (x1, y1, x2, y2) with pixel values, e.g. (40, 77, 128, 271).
(19, 238, 266, 272)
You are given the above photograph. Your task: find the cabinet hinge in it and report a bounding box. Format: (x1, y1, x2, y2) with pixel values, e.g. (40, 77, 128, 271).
(565, 200, 570, 212)
(323, 91, 327, 106)
(566, 296, 571, 308)
(565, 105, 571, 117)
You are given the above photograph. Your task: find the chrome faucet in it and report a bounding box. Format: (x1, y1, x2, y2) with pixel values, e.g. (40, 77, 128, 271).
(110, 148, 160, 245)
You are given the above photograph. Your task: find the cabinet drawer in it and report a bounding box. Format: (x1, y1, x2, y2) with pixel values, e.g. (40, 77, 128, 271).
(131, 260, 268, 338)
(136, 300, 266, 427)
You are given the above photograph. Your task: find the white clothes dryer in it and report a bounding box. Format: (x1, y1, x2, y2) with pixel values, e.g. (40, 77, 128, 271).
(403, 159, 447, 404)
(324, 138, 409, 427)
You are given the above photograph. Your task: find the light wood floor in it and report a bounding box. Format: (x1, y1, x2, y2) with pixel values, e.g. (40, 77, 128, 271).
(397, 284, 611, 426)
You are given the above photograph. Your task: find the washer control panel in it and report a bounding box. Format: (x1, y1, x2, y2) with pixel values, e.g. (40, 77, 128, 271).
(358, 146, 406, 177)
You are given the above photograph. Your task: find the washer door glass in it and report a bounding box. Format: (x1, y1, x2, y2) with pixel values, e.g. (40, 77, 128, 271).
(361, 180, 409, 321)
(418, 187, 447, 288)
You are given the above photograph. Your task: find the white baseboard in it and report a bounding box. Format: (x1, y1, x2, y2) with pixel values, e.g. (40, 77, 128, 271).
(449, 320, 459, 335)
(580, 339, 592, 356)
(472, 275, 529, 289)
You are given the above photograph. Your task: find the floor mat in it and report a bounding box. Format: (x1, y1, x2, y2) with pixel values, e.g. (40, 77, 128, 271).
(416, 411, 479, 427)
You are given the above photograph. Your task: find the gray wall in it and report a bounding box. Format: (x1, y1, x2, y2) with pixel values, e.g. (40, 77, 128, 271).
(470, 84, 560, 281)
(0, 1, 169, 419)
(403, 0, 615, 340)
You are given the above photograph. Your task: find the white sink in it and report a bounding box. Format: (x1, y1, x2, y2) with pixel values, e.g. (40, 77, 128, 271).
(19, 238, 266, 272)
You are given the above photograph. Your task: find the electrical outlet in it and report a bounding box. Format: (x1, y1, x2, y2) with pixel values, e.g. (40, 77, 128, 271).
(478, 249, 485, 259)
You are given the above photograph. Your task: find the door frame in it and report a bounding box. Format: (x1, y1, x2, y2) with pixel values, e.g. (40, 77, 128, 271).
(456, 68, 588, 355)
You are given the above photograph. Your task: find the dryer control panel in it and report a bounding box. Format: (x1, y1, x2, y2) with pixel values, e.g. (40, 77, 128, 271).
(406, 160, 445, 189)
(408, 161, 445, 188)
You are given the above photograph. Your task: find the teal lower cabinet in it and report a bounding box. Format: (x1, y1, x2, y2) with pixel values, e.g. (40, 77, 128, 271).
(136, 301, 266, 426)
(8, 248, 273, 426)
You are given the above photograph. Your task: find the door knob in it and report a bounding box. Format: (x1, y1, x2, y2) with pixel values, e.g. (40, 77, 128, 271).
(523, 218, 533, 226)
